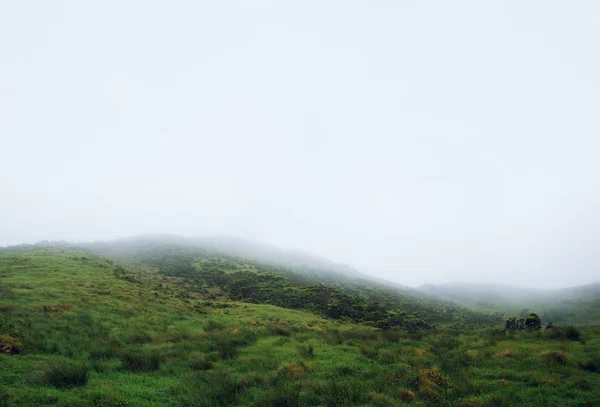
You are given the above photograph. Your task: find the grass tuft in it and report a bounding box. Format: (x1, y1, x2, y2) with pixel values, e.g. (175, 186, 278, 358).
(120, 348, 161, 372)
(40, 357, 88, 388)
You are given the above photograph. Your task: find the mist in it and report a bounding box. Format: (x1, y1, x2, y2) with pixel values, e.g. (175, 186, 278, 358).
(2, 1, 599, 289)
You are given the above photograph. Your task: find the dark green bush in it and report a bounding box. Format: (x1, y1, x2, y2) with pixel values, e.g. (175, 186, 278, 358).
(120, 348, 161, 372)
(40, 357, 88, 388)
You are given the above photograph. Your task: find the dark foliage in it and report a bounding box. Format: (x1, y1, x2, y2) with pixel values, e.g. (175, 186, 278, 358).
(139, 251, 503, 330)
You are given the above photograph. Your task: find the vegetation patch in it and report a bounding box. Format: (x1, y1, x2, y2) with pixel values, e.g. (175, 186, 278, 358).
(120, 348, 161, 372)
(39, 358, 89, 388)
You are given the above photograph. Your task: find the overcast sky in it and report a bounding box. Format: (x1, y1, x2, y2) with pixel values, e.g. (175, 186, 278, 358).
(1, 1, 599, 288)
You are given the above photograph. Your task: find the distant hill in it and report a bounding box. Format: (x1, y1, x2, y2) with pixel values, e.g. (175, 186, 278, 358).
(420, 281, 600, 326)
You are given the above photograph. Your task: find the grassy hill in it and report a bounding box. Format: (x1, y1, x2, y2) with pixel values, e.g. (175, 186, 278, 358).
(79, 236, 503, 330)
(1, 245, 600, 406)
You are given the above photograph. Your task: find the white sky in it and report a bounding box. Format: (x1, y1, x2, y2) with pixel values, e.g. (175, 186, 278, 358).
(1, 1, 599, 288)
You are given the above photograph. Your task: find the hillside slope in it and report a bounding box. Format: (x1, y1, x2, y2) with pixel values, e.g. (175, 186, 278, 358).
(80, 236, 503, 330)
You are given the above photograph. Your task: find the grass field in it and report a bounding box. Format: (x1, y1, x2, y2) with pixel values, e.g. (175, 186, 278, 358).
(1, 248, 600, 406)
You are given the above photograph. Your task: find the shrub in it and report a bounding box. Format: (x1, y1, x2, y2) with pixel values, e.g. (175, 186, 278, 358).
(525, 313, 542, 330)
(40, 358, 88, 388)
(120, 348, 161, 372)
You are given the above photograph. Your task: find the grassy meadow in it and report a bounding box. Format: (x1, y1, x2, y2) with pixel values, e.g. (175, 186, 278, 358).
(1, 248, 600, 406)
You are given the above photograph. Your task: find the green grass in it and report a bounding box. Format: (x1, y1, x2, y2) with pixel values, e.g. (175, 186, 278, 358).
(1, 248, 600, 406)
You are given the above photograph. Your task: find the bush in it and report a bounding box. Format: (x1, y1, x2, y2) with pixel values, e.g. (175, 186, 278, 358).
(40, 358, 88, 388)
(120, 348, 161, 372)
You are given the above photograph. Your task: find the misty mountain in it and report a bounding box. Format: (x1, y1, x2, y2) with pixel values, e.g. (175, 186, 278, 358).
(82, 234, 417, 294)
(421, 281, 600, 326)
(66, 235, 502, 329)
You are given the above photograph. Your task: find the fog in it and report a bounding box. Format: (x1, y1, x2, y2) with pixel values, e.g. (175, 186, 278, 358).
(1, 1, 599, 289)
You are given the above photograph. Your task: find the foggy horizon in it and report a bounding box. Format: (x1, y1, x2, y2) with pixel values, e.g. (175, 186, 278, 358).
(2, 2, 600, 290)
